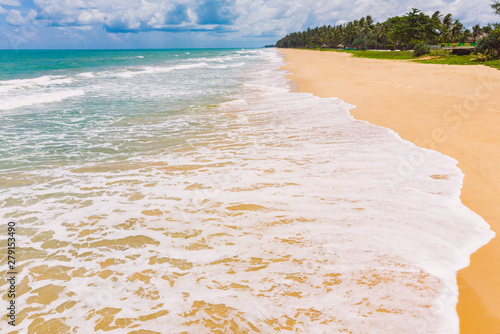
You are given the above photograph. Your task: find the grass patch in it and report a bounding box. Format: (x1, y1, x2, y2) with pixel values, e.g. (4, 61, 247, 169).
(301, 48, 413, 59)
(483, 60, 500, 69)
(313, 48, 414, 59)
(413, 52, 500, 69)
(307, 48, 500, 70)
(416, 54, 476, 65)
(342, 50, 415, 60)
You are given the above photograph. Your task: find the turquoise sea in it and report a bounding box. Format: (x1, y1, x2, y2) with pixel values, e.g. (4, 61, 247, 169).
(0, 49, 493, 333)
(0, 49, 250, 171)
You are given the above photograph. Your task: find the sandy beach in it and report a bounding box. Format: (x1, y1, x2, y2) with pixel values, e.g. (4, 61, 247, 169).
(280, 48, 500, 333)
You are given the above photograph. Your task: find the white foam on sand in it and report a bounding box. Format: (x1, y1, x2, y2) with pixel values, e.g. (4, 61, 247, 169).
(0, 49, 493, 333)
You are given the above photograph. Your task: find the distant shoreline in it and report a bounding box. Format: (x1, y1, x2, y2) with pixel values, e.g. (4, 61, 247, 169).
(280, 48, 500, 333)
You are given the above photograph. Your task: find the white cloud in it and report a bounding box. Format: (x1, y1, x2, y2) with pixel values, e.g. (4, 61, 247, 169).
(0, 5, 7, 14)
(74, 25, 93, 31)
(26, 0, 500, 38)
(34, 0, 196, 31)
(6, 9, 24, 25)
(6, 9, 36, 25)
(0, 0, 21, 6)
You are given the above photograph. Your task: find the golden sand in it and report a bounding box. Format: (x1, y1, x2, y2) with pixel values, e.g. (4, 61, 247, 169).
(280, 48, 500, 333)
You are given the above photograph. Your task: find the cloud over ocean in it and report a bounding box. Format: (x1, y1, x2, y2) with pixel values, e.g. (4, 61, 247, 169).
(0, 0, 498, 49)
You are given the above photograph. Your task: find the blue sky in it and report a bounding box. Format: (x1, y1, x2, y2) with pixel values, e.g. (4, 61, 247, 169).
(0, 0, 498, 49)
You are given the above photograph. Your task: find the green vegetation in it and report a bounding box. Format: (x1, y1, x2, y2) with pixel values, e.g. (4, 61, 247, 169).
(310, 48, 500, 70)
(334, 50, 414, 60)
(493, 1, 500, 16)
(277, 1, 500, 65)
(276, 8, 494, 50)
(415, 52, 500, 68)
(475, 29, 500, 59)
(413, 43, 431, 57)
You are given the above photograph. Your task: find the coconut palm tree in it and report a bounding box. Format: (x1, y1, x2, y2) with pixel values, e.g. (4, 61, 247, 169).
(451, 20, 464, 42)
(372, 22, 388, 49)
(472, 24, 483, 41)
(492, 1, 500, 15)
(462, 29, 472, 43)
(441, 13, 453, 42)
(431, 11, 442, 35)
(366, 15, 374, 30)
(431, 11, 442, 21)
(275, 8, 476, 49)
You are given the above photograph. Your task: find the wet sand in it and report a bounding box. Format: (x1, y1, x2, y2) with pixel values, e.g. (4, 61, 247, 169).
(280, 48, 500, 333)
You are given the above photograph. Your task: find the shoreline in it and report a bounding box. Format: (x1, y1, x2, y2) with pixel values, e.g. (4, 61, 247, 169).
(279, 48, 500, 333)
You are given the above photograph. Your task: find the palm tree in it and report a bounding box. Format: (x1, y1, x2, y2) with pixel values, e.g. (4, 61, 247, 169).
(472, 24, 482, 41)
(482, 25, 493, 34)
(372, 22, 388, 49)
(366, 15, 374, 30)
(492, 1, 500, 15)
(451, 20, 464, 42)
(441, 13, 453, 42)
(462, 29, 472, 43)
(431, 11, 442, 21)
(428, 11, 442, 44)
(343, 22, 358, 47)
(431, 11, 442, 31)
(276, 8, 479, 49)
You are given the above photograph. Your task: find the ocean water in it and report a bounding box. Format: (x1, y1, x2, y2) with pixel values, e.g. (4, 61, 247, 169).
(0, 49, 494, 333)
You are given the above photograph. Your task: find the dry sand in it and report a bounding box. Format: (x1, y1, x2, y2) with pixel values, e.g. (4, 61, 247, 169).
(280, 48, 500, 333)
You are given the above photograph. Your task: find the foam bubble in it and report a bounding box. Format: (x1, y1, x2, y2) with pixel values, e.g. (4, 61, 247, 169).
(0, 75, 73, 93)
(0, 49, 492, 333)
(77, 72, 95, 78)
(0, 89, 85, 110)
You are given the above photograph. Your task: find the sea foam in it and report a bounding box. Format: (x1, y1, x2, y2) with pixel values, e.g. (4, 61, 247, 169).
(0, 89, 85, 110)
(0, 49, 492, 333)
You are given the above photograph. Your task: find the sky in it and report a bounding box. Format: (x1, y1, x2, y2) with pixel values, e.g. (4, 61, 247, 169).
(0, 0, 498, 49)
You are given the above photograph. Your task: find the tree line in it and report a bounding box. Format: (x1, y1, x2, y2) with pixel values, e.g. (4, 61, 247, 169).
(276, 8, 499, 50)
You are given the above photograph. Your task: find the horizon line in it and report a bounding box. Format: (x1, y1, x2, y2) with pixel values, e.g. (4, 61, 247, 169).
(0, 47, 267, 51)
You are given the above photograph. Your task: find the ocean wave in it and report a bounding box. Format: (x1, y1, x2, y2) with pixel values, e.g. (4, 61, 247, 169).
(143, 62, 209, 73)
(0, 48, 491, 333)
(208, 62, 246, 69)
(0, 89, 85, 110)
(107, 62, 211, 78)
(219, 98, 248, 109)
(0, 75, 73, 93)
(186, 55, 235, 63)
(77, 72, 95, 78)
